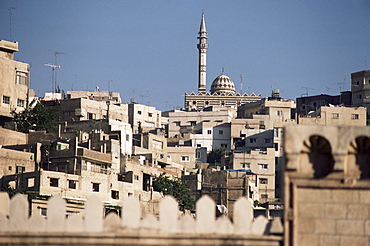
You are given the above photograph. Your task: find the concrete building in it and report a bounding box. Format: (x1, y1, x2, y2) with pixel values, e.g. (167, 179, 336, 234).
(184, 13, 260, 111)
(128, 102, 168, 134)
(351, 70, 370, 124)
(227, 148, 276, 203)
(298, 106, 367, 126)
(43, 97, 129, 123)
(166, 107, 235, 151)
(0, 40, 30, 126)
(183, 168, 259, 218)
(296, 92, 352, 116)
(67, 90, 121, 103)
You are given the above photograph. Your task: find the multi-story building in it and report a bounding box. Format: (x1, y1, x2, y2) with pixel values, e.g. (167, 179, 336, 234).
(0, 40, 30, 126)
(296, 92, 352, 117)
(227, 148, 275, 203)
(298, 106, 367, 126)
(351, 70, 370, 124)
(128, 102, 168, 133)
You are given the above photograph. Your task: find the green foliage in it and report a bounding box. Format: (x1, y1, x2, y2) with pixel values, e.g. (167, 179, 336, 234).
(153, 173, 195, 211)
(253, 200, 260, 207)
(207, 147, 227, 165)
(11, 101, 57, 133)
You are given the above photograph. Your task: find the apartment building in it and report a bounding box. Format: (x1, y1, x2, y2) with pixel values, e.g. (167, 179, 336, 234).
(0, 40, 30, 125)
(298, 106, 366, 126)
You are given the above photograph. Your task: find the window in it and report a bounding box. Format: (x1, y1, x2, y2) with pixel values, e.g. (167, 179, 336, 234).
(190, 121, 196, 126)
(92, 182, 100, 192)
(16, 71, 28, 85)
(259, 121, 265, 129)
(174, 121, 181, 127)
(17, 99, 25, 107)
(126, 134, 129, 141)
(241, 163, 250, 169)
(148, 112, 153, 117)
(181, 156, 190, 162)
(356, 94, 362, 99)
(355, 81, 360, 85)
(259, 178, 268, 184)
(68, 180, 77, 189)
(219, 130, 224, 135)
(2, 96, 10, 104)
(8, 166, 12, 171)
(88, 113, 95, 119)
(50, 178, 59, 187)
(207, 130, 212, 134)
(249, 138, 257, 143)
(16, 166, 25, 173)
(138, 110, 142, 115)
(221, 143, 228, 148)
(261, 194, 268, 199)
(332, 113, 339, 119)
(111, 190, 119, 200)
(258, 164, 268, 170)
(197, 144, 201, 147)
(351, 114, 359, 120)
(196, 151, 202, 159)
(277, 110, 283, 116)
(134, 175, 139, 181)
(265, 138, 272, 144)
(274, 143, 279, 151)
(28, 178, 35, 188)
(274, 128, 279, 138)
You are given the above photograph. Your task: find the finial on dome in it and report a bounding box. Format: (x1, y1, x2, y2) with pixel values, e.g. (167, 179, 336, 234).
(222, 67, 225, 75)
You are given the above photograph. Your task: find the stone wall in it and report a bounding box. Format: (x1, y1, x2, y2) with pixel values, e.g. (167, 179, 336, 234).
(283, 125, 370, 246)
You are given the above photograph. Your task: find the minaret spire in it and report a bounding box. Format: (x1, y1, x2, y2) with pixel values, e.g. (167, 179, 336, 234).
(197, 10, 208, 93)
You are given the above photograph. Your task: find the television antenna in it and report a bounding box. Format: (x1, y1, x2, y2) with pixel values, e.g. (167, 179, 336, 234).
(302, 87, 314, 97)
(44, 63, 61, 93)
(49, 50, 65, 92)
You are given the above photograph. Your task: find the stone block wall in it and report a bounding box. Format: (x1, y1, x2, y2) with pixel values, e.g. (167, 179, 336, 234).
(284, 125, 370, 246)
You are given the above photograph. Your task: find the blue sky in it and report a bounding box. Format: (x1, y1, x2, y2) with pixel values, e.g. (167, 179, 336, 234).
(1, 1, 369, 110)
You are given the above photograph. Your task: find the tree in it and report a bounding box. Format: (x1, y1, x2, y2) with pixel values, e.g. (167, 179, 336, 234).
(11, 101, 57, 133)
(207, 147, 227, 165)
(153, 173, 195, 211)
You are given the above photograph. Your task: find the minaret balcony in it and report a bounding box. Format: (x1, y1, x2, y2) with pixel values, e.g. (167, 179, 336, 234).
(197, 44, 208, 49)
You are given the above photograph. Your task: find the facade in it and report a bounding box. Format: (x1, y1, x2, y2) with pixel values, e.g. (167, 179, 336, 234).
(298, 106, 367, 126)
(43, 97, 129, 123)
(67, 90, 121, 103)
(128, 102, 168, 133)
(0, 40, 30, 125)
(351, 70, 370, 124)
(296, 92, 352, 117)
(227, 148, 275, 203)
(183, 169, 259, 218)
(184, 13, 260, 111)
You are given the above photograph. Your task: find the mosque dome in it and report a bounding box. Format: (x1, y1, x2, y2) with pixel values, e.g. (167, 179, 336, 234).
(210, 73, 236, 94)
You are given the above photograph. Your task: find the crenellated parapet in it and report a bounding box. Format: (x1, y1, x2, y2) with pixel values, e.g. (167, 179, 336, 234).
(0, 192, 283, 245)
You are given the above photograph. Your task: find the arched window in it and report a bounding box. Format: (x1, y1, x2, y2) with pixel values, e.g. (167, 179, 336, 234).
(301, 135, 334, 179)
(348, 136, 370, 179)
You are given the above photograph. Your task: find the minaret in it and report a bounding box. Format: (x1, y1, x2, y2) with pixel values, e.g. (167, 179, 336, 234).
(197, 10, 208, 93)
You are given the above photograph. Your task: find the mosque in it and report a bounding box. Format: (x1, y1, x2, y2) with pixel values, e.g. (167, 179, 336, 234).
(184, 12, 261, 111)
